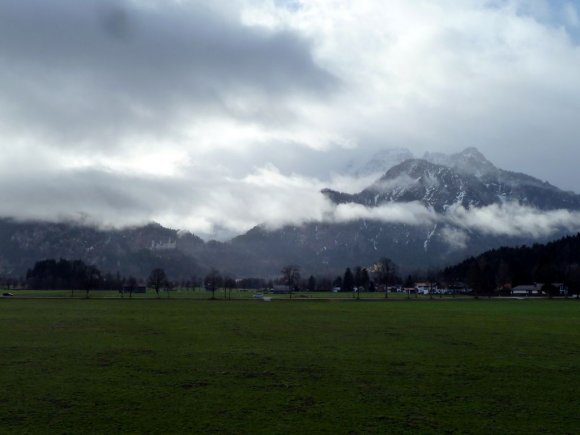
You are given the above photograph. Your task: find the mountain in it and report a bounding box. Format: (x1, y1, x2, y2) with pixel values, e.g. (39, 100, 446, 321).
(423, 147, 497, 178)
(231, 147, 580, 274)
(0, 219, 206, 279)
(347, 148, 414, 178)
(442, 232, 580, 296)
(328, 148, 580, 211)
(326, 159, 497, 211)
(423, 147, 580, 209)
(1, 147, 580, 279)
(229, 212, 541, 276)
(0, 217, 280, 279)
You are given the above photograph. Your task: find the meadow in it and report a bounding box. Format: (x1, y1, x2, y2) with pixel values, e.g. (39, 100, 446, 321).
(0, 298, 578, 434)
(10, 288, 464, 300)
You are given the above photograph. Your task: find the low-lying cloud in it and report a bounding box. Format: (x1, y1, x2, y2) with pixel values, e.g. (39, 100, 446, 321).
(330, 200, 580, 241)
(365, 174, 419, 194)
(331, 202, 436, 226)
(444, 202, 580, 239)
(327, 200, 580, 250)
(2, 0, 580, 242)
(3, 161, 580, 247)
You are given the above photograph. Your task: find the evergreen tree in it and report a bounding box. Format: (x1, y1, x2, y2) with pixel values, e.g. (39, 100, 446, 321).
(307, 275, 316, 292)
(354, 267, 362, 290)
(126, 276, 137, 298)
(360, 268, 370, 291)
(343, 268, 354, 293)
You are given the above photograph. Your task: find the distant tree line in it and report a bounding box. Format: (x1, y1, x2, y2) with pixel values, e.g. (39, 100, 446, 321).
(0, 275, 24, 290)
(20, 232, 580, 300)
(443, 234, 580, 297)
(24, 259, 249, 299)
(273, 257, 404, 298)
(27, 259, 113, 294)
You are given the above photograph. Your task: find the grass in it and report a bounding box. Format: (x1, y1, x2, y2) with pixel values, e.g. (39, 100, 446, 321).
(0, 298, 578, 434)
(10, 288, 464, 300)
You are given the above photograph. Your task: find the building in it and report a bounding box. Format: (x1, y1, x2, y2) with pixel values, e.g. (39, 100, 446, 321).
(511, 283, 567, 296)
(415, 282, 437, 295)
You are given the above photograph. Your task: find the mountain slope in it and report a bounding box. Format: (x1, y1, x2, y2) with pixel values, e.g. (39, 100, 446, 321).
(232, 148, 580, 274)
(2, 148, 580, 278)
(327, 148, 580, 211)
(0, 219, 207, 279)
(347, 148, 414, 177)
(442, 232, 580, 295)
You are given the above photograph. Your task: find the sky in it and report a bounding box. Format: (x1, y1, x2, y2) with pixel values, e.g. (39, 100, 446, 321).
(1, 0, 580, 240)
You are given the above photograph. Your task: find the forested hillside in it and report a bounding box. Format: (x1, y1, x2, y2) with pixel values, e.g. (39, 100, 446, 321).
(443, 233, 580, 295)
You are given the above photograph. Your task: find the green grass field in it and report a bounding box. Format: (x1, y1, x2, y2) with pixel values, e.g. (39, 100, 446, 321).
(9, 288, 466, 300)
(0, 299, 578, 434)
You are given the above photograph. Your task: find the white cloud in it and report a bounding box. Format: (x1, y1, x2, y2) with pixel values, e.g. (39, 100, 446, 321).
(2, 0, 580, 233)
(325, 200, 580, 241)
(444, 202, 580, 238)
(440, 226, 470, 250)
(331, 201, 437, 225)
(251, 0, 580, 189)
(366, 174, 419, 194)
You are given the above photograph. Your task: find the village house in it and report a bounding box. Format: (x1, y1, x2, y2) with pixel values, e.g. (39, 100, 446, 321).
(511, 283, 567, 296)
(415, 282, 437, 295)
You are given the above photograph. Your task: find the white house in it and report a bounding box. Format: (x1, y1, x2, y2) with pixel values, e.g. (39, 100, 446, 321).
(415, 282, 437, 295)
(511, 283, 567, 296)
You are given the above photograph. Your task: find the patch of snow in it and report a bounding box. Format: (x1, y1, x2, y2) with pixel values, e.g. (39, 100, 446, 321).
(424, 224, 438, 251)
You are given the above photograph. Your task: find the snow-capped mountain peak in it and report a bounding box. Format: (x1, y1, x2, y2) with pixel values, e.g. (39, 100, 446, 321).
(424, 147, 497, 179)
(349, 147, 414, 177)
(355, 159, 496, 211)
(326, 148, 580, 212)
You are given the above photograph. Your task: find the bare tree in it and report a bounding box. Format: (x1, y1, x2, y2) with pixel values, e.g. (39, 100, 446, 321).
(83, 265, 102, 299)
(281, 265, 301, 299)
(223, 276, 236, 300)
(376, 257, 397, 299)
(127, 276, 137, 298)
(205, 269, 222, 299)
(148, 268, 168, 299)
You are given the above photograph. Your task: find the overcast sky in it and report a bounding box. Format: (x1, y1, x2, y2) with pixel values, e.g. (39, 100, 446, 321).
(1, 0, 580, 239)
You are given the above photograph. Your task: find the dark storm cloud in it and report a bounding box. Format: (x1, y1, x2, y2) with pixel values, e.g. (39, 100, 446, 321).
(2, 0, 580, 238)
(0, 0, 336, 148)
(0, 168, 166, 223)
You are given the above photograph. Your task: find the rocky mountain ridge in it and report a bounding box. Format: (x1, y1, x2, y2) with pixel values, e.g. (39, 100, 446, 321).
(329, 148, 580, 211)
(1, 148, 579, 278)
(232, 147, 580, 274)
